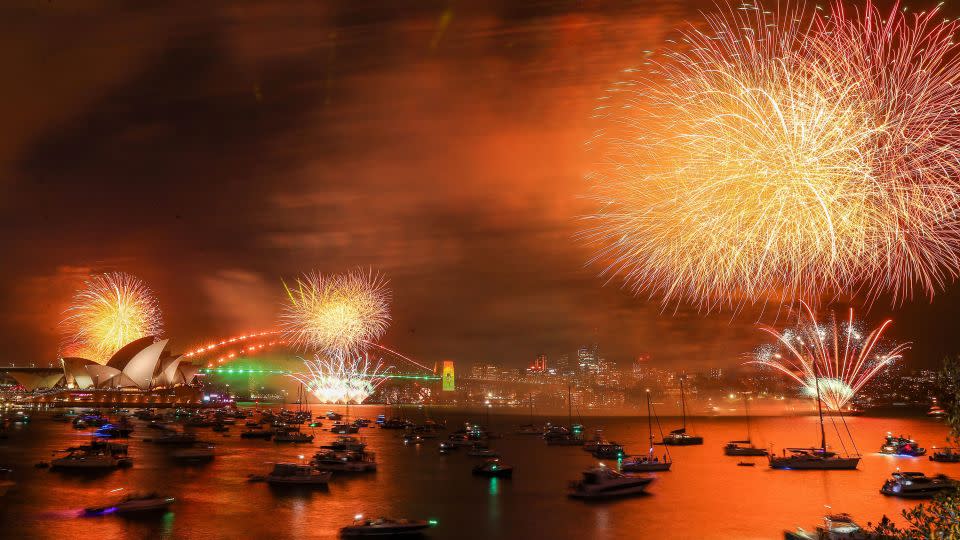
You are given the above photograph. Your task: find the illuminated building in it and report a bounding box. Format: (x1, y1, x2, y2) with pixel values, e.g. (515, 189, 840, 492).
(442, 360, 455, 391)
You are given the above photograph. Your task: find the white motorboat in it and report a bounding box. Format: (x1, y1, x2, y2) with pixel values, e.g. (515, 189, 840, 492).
(880, 471, 957, 499)
(265, 463, 332, 486)
(784, 513, 869, 539)
(568, 465, 654, 499)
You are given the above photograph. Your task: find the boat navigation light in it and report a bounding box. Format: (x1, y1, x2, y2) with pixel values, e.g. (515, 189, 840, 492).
(354, 514, 363, 521)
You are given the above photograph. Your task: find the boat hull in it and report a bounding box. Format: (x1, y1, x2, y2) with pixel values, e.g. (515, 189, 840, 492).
(768, 457, 860, 470)
(621, 462, 671, 472)
(662, 437, 703, 446)
(340, 523, 430, 536)
(724, 447, 768, 456)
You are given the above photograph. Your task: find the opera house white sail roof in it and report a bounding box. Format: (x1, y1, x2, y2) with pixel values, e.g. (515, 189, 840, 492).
(60, 336, 198, 390)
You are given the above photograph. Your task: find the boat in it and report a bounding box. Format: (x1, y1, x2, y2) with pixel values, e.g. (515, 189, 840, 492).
(515, 393, 543, 435)
(322, 436, 367, 453)
(52, 450, 119, 470)
(769, 370, 860, 470)
(240, 429, 273, 440)
(546, 384, 585, 446)
(51, 440, 130, 471)
(170, 442, 216, 463)
(622, 392, 673, 472)
(724, 394, 768, 456)
(737, 461, 756, 467)
(879, 433, 926, 456)
(544, 427, 584, 446)
(312, 450, 377, 473)
(273, 431, 314, 443)
(380, 418, 410, 430)
(592, 442, 625, 459)
(724, 441, 768, 456)
(85, 493, 175, 516)
(582, 431, 609, 453)
(769, 448, 861, 470)
(784, 513, 869, 539)
(212, 423, 229, 433)
(661, 378, 703, 445)
(330, 423, 360, 435)
(472, 459, 513, 478)
(930, 447, 960, 463)
(568, 465, 654, 500)
(265, 463, 332, 486)
(880, 471, 957, 499)
(325, 411, 342, 421)
(340, 516, 435, 537)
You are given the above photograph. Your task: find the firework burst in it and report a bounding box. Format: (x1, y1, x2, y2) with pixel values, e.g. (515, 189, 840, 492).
(280, 269, 390, 355)
(60, 272, 164, 363)
(750, 304, 909, 410)
(584, 0, 960, 310)
(290, 353, 392, 404)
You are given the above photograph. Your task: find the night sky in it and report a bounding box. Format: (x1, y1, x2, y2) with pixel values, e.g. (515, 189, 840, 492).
(3, 0, 959, 370)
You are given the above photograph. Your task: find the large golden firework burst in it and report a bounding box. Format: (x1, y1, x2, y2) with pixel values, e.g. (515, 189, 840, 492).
(60, 272, 164, 363)
(280, 268, 391, 355)
(583, 1, 960, 310)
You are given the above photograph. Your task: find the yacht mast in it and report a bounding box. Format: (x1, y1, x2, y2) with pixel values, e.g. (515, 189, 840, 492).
(647, 390, 654, 455)
(814, 368, 826, 453)
(680, 377, 687, 431)
(744, 393, 752, 443)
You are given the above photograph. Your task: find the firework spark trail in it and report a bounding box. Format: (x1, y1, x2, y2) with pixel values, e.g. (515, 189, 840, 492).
(280, 269, 390, 356)
(288, 352, 392, 404)
(584, 0, 960, 310)
(60, 272, 164, 363)
(750, 303, 909, 410)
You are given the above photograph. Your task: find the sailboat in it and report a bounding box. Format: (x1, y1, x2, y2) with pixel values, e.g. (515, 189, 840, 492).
(515, 393, 542, 435)
(661, 378, 703, 445)
(724, 393, 768, 456)
(769, 369, 860, 470)
(622, 391, 672, 472)
(544, 383, 584, 446)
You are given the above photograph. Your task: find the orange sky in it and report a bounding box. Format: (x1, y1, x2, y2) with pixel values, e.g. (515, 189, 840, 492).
(1, 0, 951, 369)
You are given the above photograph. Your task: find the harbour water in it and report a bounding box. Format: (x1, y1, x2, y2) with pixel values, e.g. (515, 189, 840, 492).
(0, 407, 954, 539)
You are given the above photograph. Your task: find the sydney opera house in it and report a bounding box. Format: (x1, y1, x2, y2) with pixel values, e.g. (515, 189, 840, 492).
(3, 336, 204, 407)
